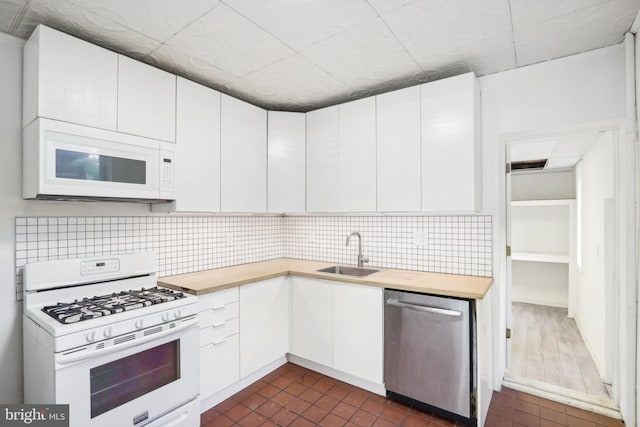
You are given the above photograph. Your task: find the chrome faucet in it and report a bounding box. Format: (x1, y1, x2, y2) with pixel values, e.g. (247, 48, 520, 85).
(346, 232, 369, 268)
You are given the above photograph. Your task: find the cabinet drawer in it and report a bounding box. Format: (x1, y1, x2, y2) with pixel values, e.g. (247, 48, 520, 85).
(199, 301, 239, 328)
(198, 287, 239, 311)
(200, 317, 239, 344)
(200, 333, 239, 398)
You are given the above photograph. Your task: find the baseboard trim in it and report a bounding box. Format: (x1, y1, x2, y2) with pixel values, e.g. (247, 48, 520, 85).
(287, 354, 386, 396)
(503, 373, 620, 419)
(200, 356, 288, 413)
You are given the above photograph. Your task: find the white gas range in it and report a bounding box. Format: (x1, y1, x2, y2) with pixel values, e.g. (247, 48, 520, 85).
(23, 253, 200, 427)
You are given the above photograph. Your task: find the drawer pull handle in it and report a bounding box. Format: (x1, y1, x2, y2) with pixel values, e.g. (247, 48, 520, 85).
(213, 321, 225, 328)
(211, 304, 225, 310)
(386, 298, 462, 317)
(212, 337, 227, 346)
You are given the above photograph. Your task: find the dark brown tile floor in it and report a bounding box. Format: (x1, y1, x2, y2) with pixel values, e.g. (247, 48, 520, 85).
(201, 363, 624, 427)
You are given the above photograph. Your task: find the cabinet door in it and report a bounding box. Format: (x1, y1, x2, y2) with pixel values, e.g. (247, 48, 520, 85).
(421, 73, 481, 212)
(23, 25, 118, 130)
(333, 283, 383, 383)
(117, 55, 176, 142)
(221, 95, 267, 212)
(239, 277, 290, 378)
(306, 106, 339, 212)
(268, 112, 306, 213)
(200, 334, 240, 398)
(376, 86, 422, 212)
(290, 277, 333, 367)
(339, 98, 377, 212)
(171, 77, 220, 212)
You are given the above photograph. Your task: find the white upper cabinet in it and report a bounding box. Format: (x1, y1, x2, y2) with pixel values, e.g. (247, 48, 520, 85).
(268, 111, 306, 213)
(376, 86, 422, 212)
(421, 73, 481, 212)
(23, 25, 118, 130)
(338, 98, 377, 212)
(154, 78, 220, 213)
(306, 106, 340, 212)
(221, 95, 267, 212)
(117, 55, 176, 142)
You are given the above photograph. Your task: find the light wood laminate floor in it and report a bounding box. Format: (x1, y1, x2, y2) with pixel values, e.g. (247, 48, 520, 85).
(509, 302, 610, 399)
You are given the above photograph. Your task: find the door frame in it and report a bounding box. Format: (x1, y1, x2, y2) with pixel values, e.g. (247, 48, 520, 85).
(495, 119, 635, 423)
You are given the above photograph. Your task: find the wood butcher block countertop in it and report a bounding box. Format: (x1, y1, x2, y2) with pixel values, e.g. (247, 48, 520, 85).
(158, 258, 493, 299)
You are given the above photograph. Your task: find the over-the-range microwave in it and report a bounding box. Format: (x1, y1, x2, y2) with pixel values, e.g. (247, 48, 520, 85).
(23, 118, 175, 202)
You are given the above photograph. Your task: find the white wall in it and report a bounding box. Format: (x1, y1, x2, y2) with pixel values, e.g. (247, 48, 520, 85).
(512, 261, 568, 307)
(575, 131, 615, 377)
(0, 32, 149, 404)
(511, 170, 575, 201)
(479, 42, 626, 404)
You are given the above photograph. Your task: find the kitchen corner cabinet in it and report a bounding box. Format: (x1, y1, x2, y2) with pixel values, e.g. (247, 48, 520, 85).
(153, 78, 221, 213)
(239, 277, 290, 378)
(338, 98, 377, 212)
(117, 55, 176, 142)
(198, 288, 240, 400)
(291, 277, 333, 366)
(332, 282, 383, 383)
(23, 25, 118, 131)
(421, 73, 481, 212)
(306, 106, 340, 212)
(221, 95, 267, 212)
(290, 277, 383, 384)
(376, 86, 422, 212)
(268, 112, 306, 213)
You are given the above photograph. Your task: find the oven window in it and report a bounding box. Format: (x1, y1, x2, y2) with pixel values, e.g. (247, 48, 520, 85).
(55, 149, 147, 184)
(90, 340, 179, 418)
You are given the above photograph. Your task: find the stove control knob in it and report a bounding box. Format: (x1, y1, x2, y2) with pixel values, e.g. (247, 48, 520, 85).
(86, 331, 96, 343)
(135, 319, 145, 329)
(103, 327, 113, 338)
(174, 309, 182, 319)
(162, 312, 170, 322)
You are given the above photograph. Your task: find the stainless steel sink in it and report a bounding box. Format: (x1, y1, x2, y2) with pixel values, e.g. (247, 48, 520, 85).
(316, 265, 380, 277)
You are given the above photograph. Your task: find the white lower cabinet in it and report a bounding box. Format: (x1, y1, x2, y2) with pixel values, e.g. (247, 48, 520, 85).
(239, 277, 290, 378)
(290, 277, 383, 384)
(290, 277, 334, 367)
(198, 287, 240, 399)
(333, 282, 383, 383)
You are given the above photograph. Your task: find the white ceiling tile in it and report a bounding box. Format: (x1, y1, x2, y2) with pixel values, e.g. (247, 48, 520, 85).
(514, 0, 638, 66)
(302, 17, 424, 92)
(241, 54, 350, 109)
(442, 0, 513, 40)
(550, 133, 600, 157)
(146, 44, 237, 88)
(510, 0, 611, 29)
(367, 0, 420, 15)
(15, 0, 161, 59)
(165, 3, 294, 77)
(223, 78, 281, 109)
(223, 0, 377, 51)
(510, 139, 557, 162)
(457, 33, 517, 76)
(379, 1, 460, 72)
(545, 156, 580, 169)
(0, 0, 27, 33)
(68, 0, 220, 43)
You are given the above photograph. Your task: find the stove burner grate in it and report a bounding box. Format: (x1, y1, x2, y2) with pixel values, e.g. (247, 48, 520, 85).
(41, 287, 185, 324)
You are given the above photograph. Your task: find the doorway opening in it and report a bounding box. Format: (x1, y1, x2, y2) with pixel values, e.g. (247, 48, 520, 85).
(504, 129, 618, 413)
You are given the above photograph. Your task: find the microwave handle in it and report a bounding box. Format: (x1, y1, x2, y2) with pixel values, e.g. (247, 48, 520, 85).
(55, 317, 197, 367)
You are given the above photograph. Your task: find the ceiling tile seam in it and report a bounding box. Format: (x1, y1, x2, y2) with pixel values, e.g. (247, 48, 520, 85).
(507, 0, 519, 68)
(216, 3, 352, 89)
(8, 0, 31, 36)
(152, 1, 223, 45)
(364, 0, 429, 79)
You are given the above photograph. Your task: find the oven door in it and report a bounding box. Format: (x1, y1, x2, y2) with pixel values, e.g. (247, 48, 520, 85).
(54, 320, 198, 427)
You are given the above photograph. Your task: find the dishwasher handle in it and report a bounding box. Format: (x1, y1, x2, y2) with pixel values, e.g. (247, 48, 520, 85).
(386, 298, 462, 317)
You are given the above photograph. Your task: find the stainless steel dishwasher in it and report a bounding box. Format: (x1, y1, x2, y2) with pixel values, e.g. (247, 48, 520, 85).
(384, 289, 475, 425)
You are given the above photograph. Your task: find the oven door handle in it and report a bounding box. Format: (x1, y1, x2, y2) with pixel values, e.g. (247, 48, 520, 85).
(55, 317, 198, 366)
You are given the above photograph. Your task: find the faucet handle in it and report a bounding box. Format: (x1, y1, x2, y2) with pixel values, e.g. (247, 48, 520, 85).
(358, 255, 369, 267)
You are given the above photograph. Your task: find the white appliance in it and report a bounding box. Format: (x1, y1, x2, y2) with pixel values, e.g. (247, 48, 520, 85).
(23, 118, 175, 202)
(23, 253, 200, 427)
